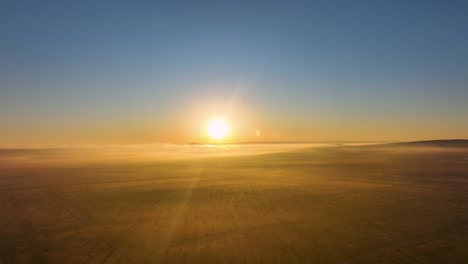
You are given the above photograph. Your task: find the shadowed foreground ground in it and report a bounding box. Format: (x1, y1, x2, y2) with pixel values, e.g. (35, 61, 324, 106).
(0, 144, 467, 263)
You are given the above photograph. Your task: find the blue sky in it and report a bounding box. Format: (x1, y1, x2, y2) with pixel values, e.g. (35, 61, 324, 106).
(1, 0, 468, 144)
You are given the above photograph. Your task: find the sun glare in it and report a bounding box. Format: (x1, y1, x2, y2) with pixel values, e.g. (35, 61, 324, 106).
(207, 118, 229, 140)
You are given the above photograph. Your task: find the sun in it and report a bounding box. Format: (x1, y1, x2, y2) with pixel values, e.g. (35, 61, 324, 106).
(207, 118, 229, 140)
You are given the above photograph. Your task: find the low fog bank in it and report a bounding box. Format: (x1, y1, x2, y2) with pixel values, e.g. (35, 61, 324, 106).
(0, 143, 334, 167)
(2, 140, 465, 168)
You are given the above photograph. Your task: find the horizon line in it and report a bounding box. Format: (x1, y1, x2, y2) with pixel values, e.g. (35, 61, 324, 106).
(1, 139, 467, 149)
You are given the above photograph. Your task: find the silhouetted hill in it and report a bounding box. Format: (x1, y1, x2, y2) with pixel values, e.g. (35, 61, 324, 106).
(392, 139, 468, 147)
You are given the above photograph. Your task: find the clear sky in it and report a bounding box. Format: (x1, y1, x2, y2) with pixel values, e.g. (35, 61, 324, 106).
(1, 0, 467, 145)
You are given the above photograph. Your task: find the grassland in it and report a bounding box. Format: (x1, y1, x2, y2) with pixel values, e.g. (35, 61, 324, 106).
(0, 143, 467, 263)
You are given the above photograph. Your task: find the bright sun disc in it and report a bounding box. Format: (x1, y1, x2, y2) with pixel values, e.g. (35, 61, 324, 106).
(207, 119, 229, 140)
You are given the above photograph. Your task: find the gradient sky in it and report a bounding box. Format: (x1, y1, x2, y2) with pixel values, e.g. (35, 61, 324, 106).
(1, 0, 468, 145)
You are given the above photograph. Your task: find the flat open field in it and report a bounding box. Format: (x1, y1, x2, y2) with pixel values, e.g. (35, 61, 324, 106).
(1, 143, 467, 263)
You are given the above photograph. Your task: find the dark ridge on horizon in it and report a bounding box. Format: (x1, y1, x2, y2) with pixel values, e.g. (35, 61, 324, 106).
(390, 139, 468, 147)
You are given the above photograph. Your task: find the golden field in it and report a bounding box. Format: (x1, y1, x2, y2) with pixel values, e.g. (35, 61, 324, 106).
(0, 143, 467, 263)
